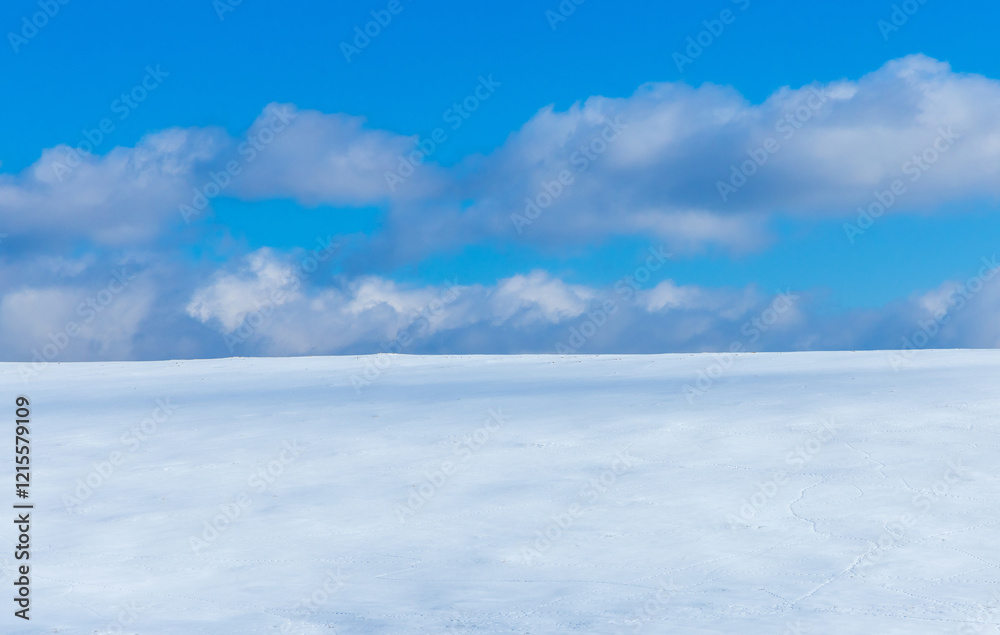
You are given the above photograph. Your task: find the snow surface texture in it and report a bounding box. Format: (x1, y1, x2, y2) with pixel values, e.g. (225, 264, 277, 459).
(3, 351, 1000, 633)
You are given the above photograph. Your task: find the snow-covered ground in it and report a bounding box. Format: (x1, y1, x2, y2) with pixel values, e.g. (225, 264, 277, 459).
(4, 351, 1000, 633)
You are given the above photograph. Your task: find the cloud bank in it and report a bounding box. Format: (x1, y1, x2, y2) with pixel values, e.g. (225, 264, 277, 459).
(2, 55, 1000, 363)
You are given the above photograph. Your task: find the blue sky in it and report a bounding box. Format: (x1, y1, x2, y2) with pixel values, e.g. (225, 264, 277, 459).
(3, 0, 1000, 361)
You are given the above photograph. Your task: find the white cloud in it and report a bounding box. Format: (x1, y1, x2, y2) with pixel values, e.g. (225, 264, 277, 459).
(487, 271, 593, 326)
(177, 251, 793, 356)
(0, 104, 422, 248)
(428, 54, 1000, 254)
(0, 247, 995, 361)
(0, 277, 156, 361)
(5, 56, 999, 258)
(171, 247, 1000, 358)
(231, 104, 434, 205)
(186, 248, 303, 332)
(643, 280, 737, 313)
(0, 127, 225, 245)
